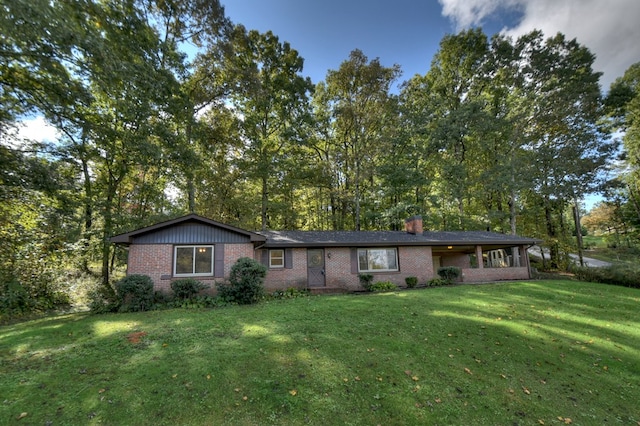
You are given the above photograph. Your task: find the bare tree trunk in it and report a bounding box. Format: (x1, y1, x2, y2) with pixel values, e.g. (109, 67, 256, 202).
(81, 156, 93, 273)
(544, 197, 559, 269)
(261, 175, 268, 231)
(572, 198, 584, 267)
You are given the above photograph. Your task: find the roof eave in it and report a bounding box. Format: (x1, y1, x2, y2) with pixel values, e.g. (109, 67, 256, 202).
(262, 239, 542, 248)
(110, 213, 266, 244)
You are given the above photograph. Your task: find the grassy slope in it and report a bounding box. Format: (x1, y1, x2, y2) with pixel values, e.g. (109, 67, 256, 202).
(1, 280, 639, 425)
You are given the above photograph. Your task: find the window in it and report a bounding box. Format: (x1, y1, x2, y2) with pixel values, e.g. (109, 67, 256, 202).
(174, 246, 214, 277)
(269, 249, 284, 268)
(358, 248, 398, 272)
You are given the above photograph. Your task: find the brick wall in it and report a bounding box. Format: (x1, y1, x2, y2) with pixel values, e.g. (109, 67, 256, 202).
(127, 242, 533, 293)
(325, 248, 358, 290)
(127, 244, 174, 292)
(126, 243, 254, 294)
(441, 253, 472, 269)
(223, 244, 254, 277)
(462, 266, 531, 282)
(261, 248, 308, 290)
(324, 246, 434, 290)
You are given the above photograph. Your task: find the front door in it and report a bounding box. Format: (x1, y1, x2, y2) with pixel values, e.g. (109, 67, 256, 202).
(307, 249, 325, 287)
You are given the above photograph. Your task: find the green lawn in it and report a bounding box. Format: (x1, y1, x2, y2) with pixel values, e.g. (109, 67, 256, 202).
(1, 281, 639, 425)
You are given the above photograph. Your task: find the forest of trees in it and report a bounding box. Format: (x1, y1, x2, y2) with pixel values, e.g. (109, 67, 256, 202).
(2, 0, 639, 305)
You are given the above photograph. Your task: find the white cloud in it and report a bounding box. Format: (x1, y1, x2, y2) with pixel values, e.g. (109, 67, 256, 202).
(18, 116, 60, 142)
(439, 0, 640, 90)
(2, 116, 61, 149)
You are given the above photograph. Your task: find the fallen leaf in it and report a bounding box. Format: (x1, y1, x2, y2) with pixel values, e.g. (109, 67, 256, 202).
(500, 374, 507, 379)
(206, 375, 211, 380)
(435, 398, 442, 403)
(242, 396, 248, 401)
(522, 387, 530, 395)
(354, 376, 361, 381)
(172, 374, 177, 379)
(343, 378, 349, 382)
(376, 376, 383, 382)
(464, 367, 473, 375)
(98, 388, 106, 394)
(404, 370, 412, 376)
(412, 376, 419, 381)
(289, 389, 297, 396)
(17, 413, 28, 420)
(508, 388, 515, 394)
(538, 420, 545, 425)
(234, 388, 241, 392)
(564, 418, 572, 424)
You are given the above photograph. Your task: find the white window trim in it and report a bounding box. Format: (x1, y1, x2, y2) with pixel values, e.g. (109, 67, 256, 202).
(269, 249, 285, 268)
(174, 245, 214, 277)
(357, 248, 399, 273)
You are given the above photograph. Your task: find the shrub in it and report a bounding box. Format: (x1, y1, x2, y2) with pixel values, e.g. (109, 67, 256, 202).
(115, 274, 154, 312)
(427, 277, 449, 287)
(358, 274, 374, 291)
(270, 287, 310, 300)
(405, 276, 418, 288)
(216, 257, 267, 305)
(368, 281, 397, 292)
(572, 265, 640, 289)
(0, 280, 33, 316)
(437, 266, 461, 283)
(171, 278, 209, 300)
(88, 286, 120, 314)
(0, 270, 71, 320)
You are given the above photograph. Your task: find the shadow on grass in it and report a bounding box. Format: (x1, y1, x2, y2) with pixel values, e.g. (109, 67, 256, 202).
(1, 281, 638, 425)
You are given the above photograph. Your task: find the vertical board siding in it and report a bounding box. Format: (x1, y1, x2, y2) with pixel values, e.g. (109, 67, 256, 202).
(133, 223, 251, 244)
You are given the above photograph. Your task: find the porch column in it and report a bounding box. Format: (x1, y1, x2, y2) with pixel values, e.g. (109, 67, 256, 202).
(522, 244, 531, 276)
(475, 245, 484, 269)
(512, 246, 521, 267)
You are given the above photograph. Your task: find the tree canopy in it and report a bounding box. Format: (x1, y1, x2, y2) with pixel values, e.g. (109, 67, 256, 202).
(0, 0, 630, 301)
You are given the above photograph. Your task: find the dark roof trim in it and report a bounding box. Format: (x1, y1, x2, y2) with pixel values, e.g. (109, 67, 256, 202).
(259, 230, 541, 248)
(110, 214, 266, 244)
(261, 240, 540, 248)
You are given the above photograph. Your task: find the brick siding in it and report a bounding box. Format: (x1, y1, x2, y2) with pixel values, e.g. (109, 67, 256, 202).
(126, 242, 532, 293)
(261, 248, 308, 290)
(462, 267, 531, 282)
(126, 243, 254, 294)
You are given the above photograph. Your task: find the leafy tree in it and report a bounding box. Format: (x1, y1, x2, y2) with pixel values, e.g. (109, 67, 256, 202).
(225, 26, 313, 230)
(605, 63, 640, 225)
(315, 49, 401, 230)
(518, 32, 613, 267)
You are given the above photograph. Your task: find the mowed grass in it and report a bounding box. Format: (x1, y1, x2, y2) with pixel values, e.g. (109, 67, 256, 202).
(1, 281, 639, 426)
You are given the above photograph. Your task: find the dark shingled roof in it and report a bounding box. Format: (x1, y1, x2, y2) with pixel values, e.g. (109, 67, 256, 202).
(260, 230, 540, 248)
(110, 214, 541, 249)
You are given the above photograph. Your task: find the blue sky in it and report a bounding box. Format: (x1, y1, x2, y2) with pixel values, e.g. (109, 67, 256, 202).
(220, 0, 640, 210)
(221, 0, 640, 91)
